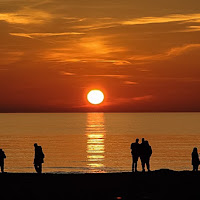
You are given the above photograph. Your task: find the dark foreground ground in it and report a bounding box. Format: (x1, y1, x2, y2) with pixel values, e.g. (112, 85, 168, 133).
(0, 169, 200, 200)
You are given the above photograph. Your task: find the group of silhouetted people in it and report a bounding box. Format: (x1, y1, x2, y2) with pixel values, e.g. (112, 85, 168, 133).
(131, 138, 152, 172)
(0, 143, 45, 174)
(0, 141, 200, 173)
(131, 138, 200, 172)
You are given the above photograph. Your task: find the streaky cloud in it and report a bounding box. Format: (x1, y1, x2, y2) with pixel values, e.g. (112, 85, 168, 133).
(10, 32, 85, 38)
(130, 43, 200, 63)
(0, 8, 52, 24)
(60, 71, 76, 76)
(0, 51, 24, 65)
(122, 13, 200, 25)
(71, 13, 200, 31)
(84, 74, 130, 79)
(124, 81, 138, 85)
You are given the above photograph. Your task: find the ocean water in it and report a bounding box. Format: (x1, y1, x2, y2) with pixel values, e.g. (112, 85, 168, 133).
(0, 113, 200, 173)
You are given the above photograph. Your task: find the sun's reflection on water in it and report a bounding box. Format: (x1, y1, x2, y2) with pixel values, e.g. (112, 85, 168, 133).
(86, 113, 106, 172)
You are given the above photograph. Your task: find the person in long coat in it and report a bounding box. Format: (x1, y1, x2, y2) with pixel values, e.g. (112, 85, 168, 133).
(192, 147, 199, 171)
(34, 143, 45, 174)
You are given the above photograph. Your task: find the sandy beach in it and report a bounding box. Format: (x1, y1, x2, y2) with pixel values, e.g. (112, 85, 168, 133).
(0, 169, 199, 200)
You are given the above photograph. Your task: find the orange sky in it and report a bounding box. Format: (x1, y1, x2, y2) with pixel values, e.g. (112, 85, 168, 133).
(0, 0, 200, 112)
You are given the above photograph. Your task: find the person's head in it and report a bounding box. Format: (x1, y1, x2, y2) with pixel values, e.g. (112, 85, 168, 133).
(142, 138, 145, 143)
(34, 143, 38, 147)
(136, 138, 139, 143)
(0, 149, 2, 152)
(193, 147, 198, 153)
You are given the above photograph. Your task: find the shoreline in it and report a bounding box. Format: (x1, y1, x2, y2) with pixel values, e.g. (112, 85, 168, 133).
(1, 169, 200, 200)
(0, 168, 193, 174)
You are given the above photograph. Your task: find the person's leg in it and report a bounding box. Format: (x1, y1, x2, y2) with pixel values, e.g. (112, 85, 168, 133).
(34, 164, 39, 173)
(1, 161, 5, 173)
(0, 163, 3, 173)
(2, 162, 4, 173)
(38, 163, 42, 174)
(135, 161, 138, 172)
(141, 158, 145, 172)
(146, 158, 150, 171)
(132, 156, 134, 172)
(193, 165, 198, 171)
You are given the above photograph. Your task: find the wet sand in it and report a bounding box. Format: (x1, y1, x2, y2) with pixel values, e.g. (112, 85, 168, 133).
(0, 169, 199, 200)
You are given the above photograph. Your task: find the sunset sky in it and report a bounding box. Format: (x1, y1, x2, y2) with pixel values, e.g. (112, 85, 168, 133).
(1, 0, 200, 112)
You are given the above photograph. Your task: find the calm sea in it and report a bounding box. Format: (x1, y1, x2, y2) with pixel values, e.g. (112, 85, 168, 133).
(0, 113, 200, 173)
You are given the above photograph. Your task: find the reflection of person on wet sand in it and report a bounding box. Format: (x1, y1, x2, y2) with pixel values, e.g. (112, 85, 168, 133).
(0, 149, 6, 173)
(192, 147, 199, 171)
(34, 143, 45, 174)
(130, 138, 140, 172)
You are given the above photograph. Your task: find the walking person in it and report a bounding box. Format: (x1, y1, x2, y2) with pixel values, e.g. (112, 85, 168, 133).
(34, 143, 45, 174)
(130, 138, 140, 172)
(192, 147, 199, 171)
(0, 149, 6, 173)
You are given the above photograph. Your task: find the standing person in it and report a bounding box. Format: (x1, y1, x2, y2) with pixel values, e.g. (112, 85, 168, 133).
(144, 141, 152, 172)
(0, 149, 6, 173)
(140, 138, 146, 172)
(140, 139, 152, 172)
(130, 138, 140, 172)
(34, 143, 45, 174)
(192, 147, 199, 171)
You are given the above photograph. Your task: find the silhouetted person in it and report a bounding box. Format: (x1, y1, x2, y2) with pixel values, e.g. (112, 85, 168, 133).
(140, 138, 146, 171)
(130, 138, 140, 172)
(0, 149, 6, 173)
(140, 139, 152, 172)
(192, 147, 199, 171)
(34, 143, 45, 174)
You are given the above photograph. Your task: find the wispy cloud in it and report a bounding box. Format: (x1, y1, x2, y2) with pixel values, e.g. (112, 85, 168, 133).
(104, 95, 153, 107)
(71, 13, 200, 31)
(0, 51, 24, 65)
(132, 95, 153, 101)
(10, 32, 85, 38)
(130, 43, 200, 62)
(42, 36, 129, 65)
(0, 8, 52, 24)
(181, 25, 200, 32)
(122, 13, 200, 26)
(60, 72, 131, 79)
(85, 74, 129, 79)
(124, 81, 138, 85)
(60, 71, 76, 76)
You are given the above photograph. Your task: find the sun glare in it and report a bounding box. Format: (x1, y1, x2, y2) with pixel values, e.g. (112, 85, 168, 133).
(87, 90, 104, 105)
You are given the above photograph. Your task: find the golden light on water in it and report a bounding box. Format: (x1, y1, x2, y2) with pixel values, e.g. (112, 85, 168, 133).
(86, 113, 106, 172)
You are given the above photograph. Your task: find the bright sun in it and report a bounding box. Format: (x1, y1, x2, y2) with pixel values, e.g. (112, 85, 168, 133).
(87, 90, 104, 105)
